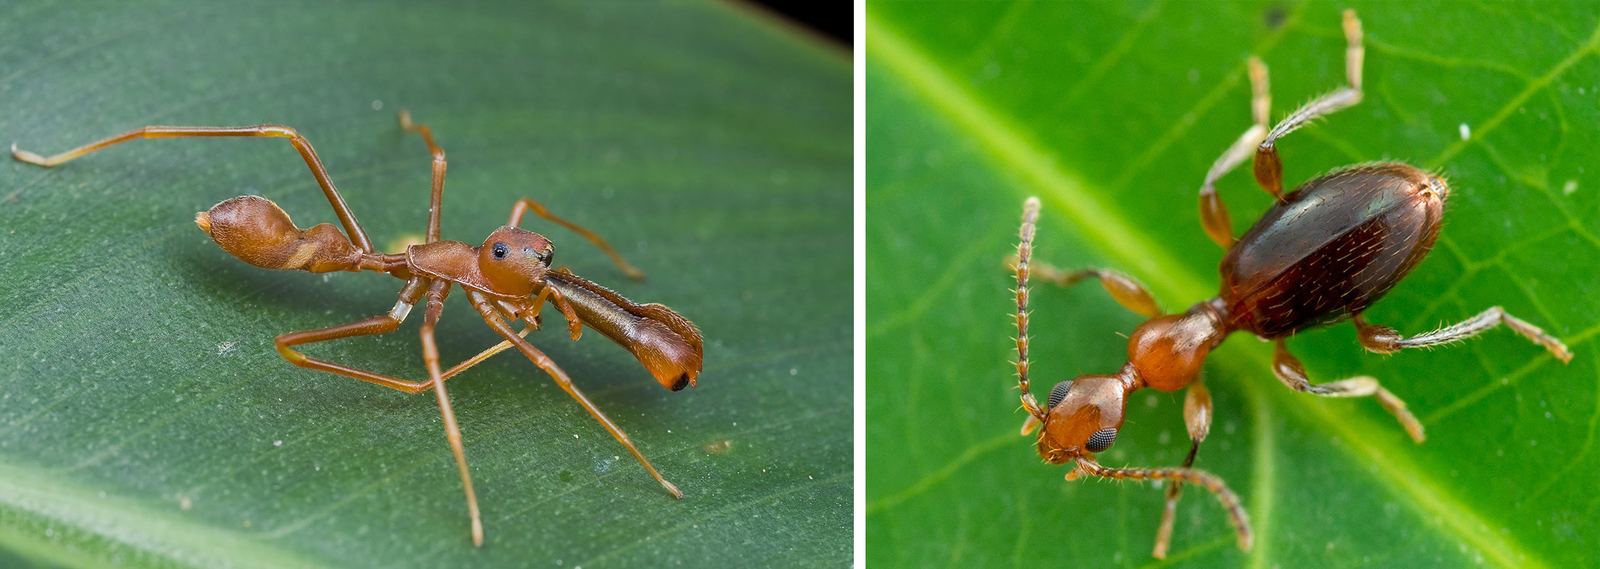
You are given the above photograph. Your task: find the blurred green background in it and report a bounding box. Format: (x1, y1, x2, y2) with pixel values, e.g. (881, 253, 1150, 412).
(0, 1, 850, 567)
(867, 1, 1599, 567)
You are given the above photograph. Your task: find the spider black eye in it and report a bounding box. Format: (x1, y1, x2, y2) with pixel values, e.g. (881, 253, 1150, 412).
(491, 243, 508, 259)
(1085, 428, 1118, 452)
(1047, 380, 1073, 410)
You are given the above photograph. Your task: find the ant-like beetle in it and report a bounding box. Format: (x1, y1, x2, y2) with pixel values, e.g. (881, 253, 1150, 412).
(1010, 11, 1571, 558)
(12, 110, 703, 547)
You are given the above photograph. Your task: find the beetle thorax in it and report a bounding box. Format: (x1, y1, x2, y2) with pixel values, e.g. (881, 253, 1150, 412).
(1127, 304, 1227, 392)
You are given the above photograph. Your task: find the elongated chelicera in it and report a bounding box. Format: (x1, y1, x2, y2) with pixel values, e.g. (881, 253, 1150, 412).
(1010, 10, 1571, 558)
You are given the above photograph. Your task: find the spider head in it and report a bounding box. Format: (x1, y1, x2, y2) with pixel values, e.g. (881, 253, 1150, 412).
(479, 226, 554, 296)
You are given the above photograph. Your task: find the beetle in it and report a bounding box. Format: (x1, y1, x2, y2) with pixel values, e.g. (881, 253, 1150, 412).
(12, 110, 703, 547)
(1009, 10, 1571, 558)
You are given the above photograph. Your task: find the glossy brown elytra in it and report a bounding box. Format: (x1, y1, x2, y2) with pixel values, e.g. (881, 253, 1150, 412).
(12, 110, 704, 547)
(1010, 11, 1572, 558)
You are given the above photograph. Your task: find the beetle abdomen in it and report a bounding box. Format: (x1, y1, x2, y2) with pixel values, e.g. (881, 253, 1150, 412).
(1219, 163, 1445, 339)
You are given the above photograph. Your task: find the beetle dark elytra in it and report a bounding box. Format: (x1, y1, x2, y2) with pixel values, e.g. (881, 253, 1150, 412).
(1008, 10, 1572, 559)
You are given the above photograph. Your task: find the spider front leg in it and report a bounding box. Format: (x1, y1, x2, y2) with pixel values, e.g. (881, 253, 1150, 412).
(467, 290, 683, 499)
(416, 280, 484, 547)
(509, 197, 644, 280)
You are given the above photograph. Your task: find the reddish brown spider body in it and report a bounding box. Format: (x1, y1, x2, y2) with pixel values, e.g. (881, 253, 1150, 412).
(14, 111, 703, 547)
(1011, 11, 1571, 559)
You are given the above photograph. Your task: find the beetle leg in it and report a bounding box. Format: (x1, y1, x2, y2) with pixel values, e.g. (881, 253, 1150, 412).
(1003, 256, 1163, 319)
(1254, 10, 1364, 199)
(1354, 309, 1572, 363)
(1153, 379, 1213, 559)
(1198, 57, 1270, 249)
(1272, 340, 1425, 443)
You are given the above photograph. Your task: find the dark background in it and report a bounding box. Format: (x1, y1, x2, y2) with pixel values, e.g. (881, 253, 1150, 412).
(751, 1, 851, 47)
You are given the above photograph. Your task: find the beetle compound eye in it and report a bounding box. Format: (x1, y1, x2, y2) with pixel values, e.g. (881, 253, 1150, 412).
(492, 243, 508, 259)
(1047, 380, 1074, 410)
(1085, 428, 1117, 452)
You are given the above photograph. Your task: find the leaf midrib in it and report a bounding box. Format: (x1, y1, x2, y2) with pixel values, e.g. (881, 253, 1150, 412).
(0, 462, 326, 569)
(866, 9, 1594, 569)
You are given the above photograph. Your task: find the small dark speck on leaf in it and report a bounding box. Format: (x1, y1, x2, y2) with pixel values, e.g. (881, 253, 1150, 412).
(1264, 5, 1287, 29)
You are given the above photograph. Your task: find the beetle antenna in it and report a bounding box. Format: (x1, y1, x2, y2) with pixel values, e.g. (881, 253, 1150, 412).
(1015, 198, 1045, 420)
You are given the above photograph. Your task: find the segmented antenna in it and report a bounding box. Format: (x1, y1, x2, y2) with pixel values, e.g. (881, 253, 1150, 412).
(1076, 457, 1254, 552)
(1015, 198, 1043, 419)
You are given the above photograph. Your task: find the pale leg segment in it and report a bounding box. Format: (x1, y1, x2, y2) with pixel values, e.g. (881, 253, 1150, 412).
(1198, 57, 1271, 249)
(1272, 340, 1424, 443)
(1354, 309, 1572, 363)
(1252, 10, 1365, 197)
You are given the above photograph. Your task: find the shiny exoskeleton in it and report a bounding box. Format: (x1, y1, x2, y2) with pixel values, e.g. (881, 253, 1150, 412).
(1010, 11, 1571, 559)
(12, 111, 703, 547)
(1224, 164, 1443, 339)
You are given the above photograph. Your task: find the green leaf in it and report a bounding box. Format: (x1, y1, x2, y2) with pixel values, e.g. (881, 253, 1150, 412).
(0, 2, 850, 567)
(867, 1, 1598, 567)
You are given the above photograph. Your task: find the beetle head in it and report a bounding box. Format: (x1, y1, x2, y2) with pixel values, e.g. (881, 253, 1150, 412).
(1031, 373, 1129, 464)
